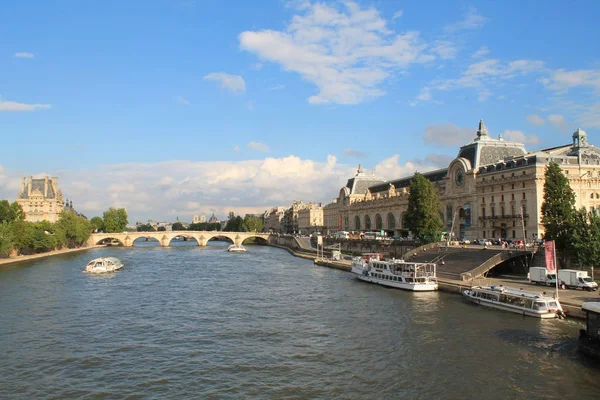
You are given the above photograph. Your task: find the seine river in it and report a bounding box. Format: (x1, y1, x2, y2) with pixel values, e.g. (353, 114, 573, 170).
(1, 241, 598, 399)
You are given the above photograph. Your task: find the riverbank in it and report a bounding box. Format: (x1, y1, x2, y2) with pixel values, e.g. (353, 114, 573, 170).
(0, 245, 103, 267)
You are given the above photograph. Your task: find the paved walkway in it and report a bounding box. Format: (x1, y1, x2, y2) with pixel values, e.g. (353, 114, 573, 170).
(0, 246, 102, 267)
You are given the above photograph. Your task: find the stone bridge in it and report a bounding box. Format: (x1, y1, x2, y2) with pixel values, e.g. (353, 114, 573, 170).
(88, 231, 272, 247)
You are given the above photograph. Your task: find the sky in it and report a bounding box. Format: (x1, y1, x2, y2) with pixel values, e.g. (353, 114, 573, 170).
(1, 0, 599, 223)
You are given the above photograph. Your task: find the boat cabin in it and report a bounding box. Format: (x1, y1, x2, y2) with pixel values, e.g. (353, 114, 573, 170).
(580, 302, 600, 360)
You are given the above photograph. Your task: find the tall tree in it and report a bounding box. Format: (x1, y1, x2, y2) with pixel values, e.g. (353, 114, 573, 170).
(0, 221, 14, 257)
(405, 173, 444, 243)
(55, 210, 93, 248)
(90, 216, 105, 232)
(172, 222, 186, 231)
(102, 208, 128, 233)
(541, 162, 576, 257)
(244, 215, 264, 232)
(571, 208, 600, 269)
(0, 200, 24, 223)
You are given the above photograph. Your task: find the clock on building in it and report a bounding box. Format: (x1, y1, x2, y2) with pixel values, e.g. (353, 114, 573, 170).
(455, 168, 465, 186)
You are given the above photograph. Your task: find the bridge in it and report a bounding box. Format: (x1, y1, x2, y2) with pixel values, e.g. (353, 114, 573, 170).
(87, 231, 272, 247)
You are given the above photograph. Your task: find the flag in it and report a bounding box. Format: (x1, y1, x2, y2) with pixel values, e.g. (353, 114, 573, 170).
(545, 240, 556, 271)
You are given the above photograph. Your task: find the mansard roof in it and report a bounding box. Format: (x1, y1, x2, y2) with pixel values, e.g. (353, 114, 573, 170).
(19, 178, 57, 199)
(345, 164, 385, 195)
(368, 168, 448, 194)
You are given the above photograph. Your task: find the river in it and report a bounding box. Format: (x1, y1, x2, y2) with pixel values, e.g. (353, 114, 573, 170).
(0, 241, 598, 399)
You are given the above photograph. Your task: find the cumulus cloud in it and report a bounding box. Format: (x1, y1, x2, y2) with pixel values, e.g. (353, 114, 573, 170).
(0, 156, 356, 223)
(444, 7, 488, 32)
(423, 123, 474, 147)
(501, 130, 540, 145)
(392, 10, 403, 21)
(343, 149, 367, 158)
(15, 52, 34, 58)
(239, 1, 436, 105)
(547, 114, 566, 128)
(471, 46, 489, 59)
(0, 99, 51, 111)
(203, 72, 246, 94)
(542, 69, 600, 93)
(373, 154, 443, 181)
(247, 141, 270, 153)
(527, 114, 545, 125)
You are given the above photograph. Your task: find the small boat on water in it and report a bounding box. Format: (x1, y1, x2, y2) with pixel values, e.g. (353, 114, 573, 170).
(462, 285, 565, 319)
(228, 244, 247, 253)
(351, 253, 438, 291)
(579, 302, 600, 360)
(84, 257, 124, 274)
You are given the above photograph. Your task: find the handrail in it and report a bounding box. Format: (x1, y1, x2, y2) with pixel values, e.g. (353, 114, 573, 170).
(460, 250, 531, 281)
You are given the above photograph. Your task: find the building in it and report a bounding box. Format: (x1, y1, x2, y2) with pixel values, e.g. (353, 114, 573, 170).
(193, 215, 206, 224)
(267, 206, 287, 233)
(208, 213, 218, 224)
(297, 203, 324, 234)
(324, 121, 600, 243)
(16, 176, 64, 223)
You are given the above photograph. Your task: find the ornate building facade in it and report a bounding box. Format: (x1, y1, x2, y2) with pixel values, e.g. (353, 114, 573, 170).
(16, 176, 64, 223)
(324, 121, 600, 243)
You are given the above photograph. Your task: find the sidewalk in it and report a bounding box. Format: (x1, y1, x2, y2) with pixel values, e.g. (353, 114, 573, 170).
(0, 246, 102, 267)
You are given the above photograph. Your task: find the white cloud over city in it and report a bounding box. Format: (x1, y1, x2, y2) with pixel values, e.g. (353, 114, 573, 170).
(0, 99, 51, 111)
(203, 72, 246, 94)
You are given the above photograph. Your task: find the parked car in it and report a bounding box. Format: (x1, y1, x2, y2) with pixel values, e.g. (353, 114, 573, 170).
(460, 239, 471, 244)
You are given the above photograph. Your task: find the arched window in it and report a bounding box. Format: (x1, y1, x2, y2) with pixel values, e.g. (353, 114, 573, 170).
(591, 193, 594, 199)
(375, 214, 383, 230)
(365, 215, 371, 230)
(387, 213, 395, 230)
(355, 216, 361, 231)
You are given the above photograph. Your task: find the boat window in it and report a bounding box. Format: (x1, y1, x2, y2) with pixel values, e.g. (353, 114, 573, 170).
(548, 301, 559, 309)
(533, 302, 547, 311)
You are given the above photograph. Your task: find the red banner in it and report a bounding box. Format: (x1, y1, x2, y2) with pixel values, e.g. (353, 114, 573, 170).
(338, 215, 342, 230)
(545, 240, 556, 271)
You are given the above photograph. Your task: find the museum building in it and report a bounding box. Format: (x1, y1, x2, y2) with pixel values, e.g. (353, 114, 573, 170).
(323, 120, 600, 242)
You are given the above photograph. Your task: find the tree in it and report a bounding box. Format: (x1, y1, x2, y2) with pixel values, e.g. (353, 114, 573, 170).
(244, 215, 264, 232)
(157, 226, 166, 231)
(224, 215, 245, 231)
(172, 222, 186, 231)
(541, 162, 576, 259)
(0, 200, 24, 223)
(0, 221, 14, 257)
(189, 222, 221, 231)
(570, 208, 600, 269)
(102, 208, 128, 233)
(137, 223, 155, 232)
(55, 210, 93, 248)
(90, 216, 105, 232)
(404, 173, 444, 243)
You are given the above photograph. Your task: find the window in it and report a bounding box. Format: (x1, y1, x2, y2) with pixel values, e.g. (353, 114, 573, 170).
(501, 206, 505, 216)
(513, 221, 516, 227)
(483, 231, 486, 238)
(512, 230, 516, 238)
(511, 184, 515, 189)
(492, 196, 495, 202)
(482, 208, 486, 218)
(522, 171, 526, 175)
(501, 185, 504, 190)
(522, 182, 525, 188)
(512, 194, 515, 200)
(522, 193, 526, 200)
(501, 195, 504, 201)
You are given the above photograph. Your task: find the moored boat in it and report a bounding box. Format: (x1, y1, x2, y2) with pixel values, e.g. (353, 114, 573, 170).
(351, 254, 438, 291)
(228, 244, 247, 252)
(579, 302, 600, 360)
(462, 285, 565, 318)
(84, 257, 124, 274)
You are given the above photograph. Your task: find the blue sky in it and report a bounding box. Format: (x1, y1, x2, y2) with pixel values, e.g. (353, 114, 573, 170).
(1, 0, 599, 222)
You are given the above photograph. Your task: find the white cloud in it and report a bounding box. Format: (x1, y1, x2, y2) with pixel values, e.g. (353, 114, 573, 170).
(247, 141, 270, 153)
(471, 46, 489, 59)
(547, 114, 566, 128)
(343, 149, 367, 158)
(15, 52, 34, 58)
(444, 7, 488, 32)
(269, 84, 285, 90)
(203, 72, 246, 94)
(373, 154, 441, 181)
(423, 123, 474, 147)
(239, 1, 436, 105)
(233, 146, 240, 152)
(543, 69, 600, 93)
(176, 96, 189, 105)
(527, 114, 545, 125)
(425, 58, 544, 102)
(501, 130, 540, 145)
(0, 99, 51, 111)
(431, 40, 457, 60)
(392, 10, 403, 21)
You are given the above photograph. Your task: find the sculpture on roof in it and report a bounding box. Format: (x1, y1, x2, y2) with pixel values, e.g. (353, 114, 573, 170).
(573, 128, 588, 148)
(476, 119, 488, 138)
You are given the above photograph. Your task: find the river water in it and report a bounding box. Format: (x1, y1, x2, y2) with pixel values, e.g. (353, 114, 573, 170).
(1, 241, 598, 399)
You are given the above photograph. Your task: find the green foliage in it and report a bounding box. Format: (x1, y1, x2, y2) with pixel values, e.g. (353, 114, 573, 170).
(90, 216, 104, 232)
(570, 208, 600, 268)
(172, 222, 186, 231)
(404, 173, 444, 243)
(243, 215, 264, 232)
(137, 223, 156, 232)
(102, 207, 128, 233)
(188, 222, 221, 231)
(0, 200, 24, 223)
(224, 215, 246, 231)
(55, 210, 93, 248)
(0, 221, 14, 256)
(541, 163, 576, 255)
(157, 226, 166, 232)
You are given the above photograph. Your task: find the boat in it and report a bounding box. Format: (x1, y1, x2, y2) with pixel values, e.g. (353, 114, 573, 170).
(84, 257, 124, 274)
(350, 254, 438, 291)
(579, 302, 600, 360)
(462, 285, 565, 319)
(227, 244, 247, 252)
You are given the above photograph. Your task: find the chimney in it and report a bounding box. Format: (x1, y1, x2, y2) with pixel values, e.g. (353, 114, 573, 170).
(44, 176, 49, 198)
(21, 177, 25, 195)
(27, 176, 32, 196)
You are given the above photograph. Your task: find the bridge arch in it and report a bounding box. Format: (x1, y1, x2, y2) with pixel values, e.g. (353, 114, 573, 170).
(95, 237, 126, 246)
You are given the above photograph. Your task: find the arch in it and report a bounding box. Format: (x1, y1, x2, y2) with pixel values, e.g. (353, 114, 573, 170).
(387, 213, 395, 230)
(167, 234, 199, 246)
(354, 215, 361, 231)
(365, 215, 371, 230)
(241, 235, 269, 245)
(95, 237, 125, 246)
(375, 214, 383, 230)
(204, 234, 234, 244)
(132, 236, 161, 246)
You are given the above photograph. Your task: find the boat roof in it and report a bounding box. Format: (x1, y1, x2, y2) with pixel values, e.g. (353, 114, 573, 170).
(582, 302, 600, 313)
(474, 285, 555, 300)
(89, 257, 121, 263)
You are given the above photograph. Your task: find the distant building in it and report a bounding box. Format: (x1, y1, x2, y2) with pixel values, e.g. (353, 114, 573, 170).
(193, 215, 207, 224)
(16, 176, 65, 223)
(208, 213, 218, 223)
(267, 206, 287, 233)
(298, 203, 324, 234)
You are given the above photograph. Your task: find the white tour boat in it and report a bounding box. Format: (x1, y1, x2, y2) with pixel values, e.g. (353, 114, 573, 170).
(351, 254, 438, 291)
(462, 285, 565, 319)
(228, 244, 247, 253)
(84, 257, 124, 274)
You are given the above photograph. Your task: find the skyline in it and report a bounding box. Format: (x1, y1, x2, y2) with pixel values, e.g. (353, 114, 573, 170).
(1, 0, 598, 222)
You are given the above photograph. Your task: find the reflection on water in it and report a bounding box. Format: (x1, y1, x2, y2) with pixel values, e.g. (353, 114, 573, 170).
(0, 244, 598, 399)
